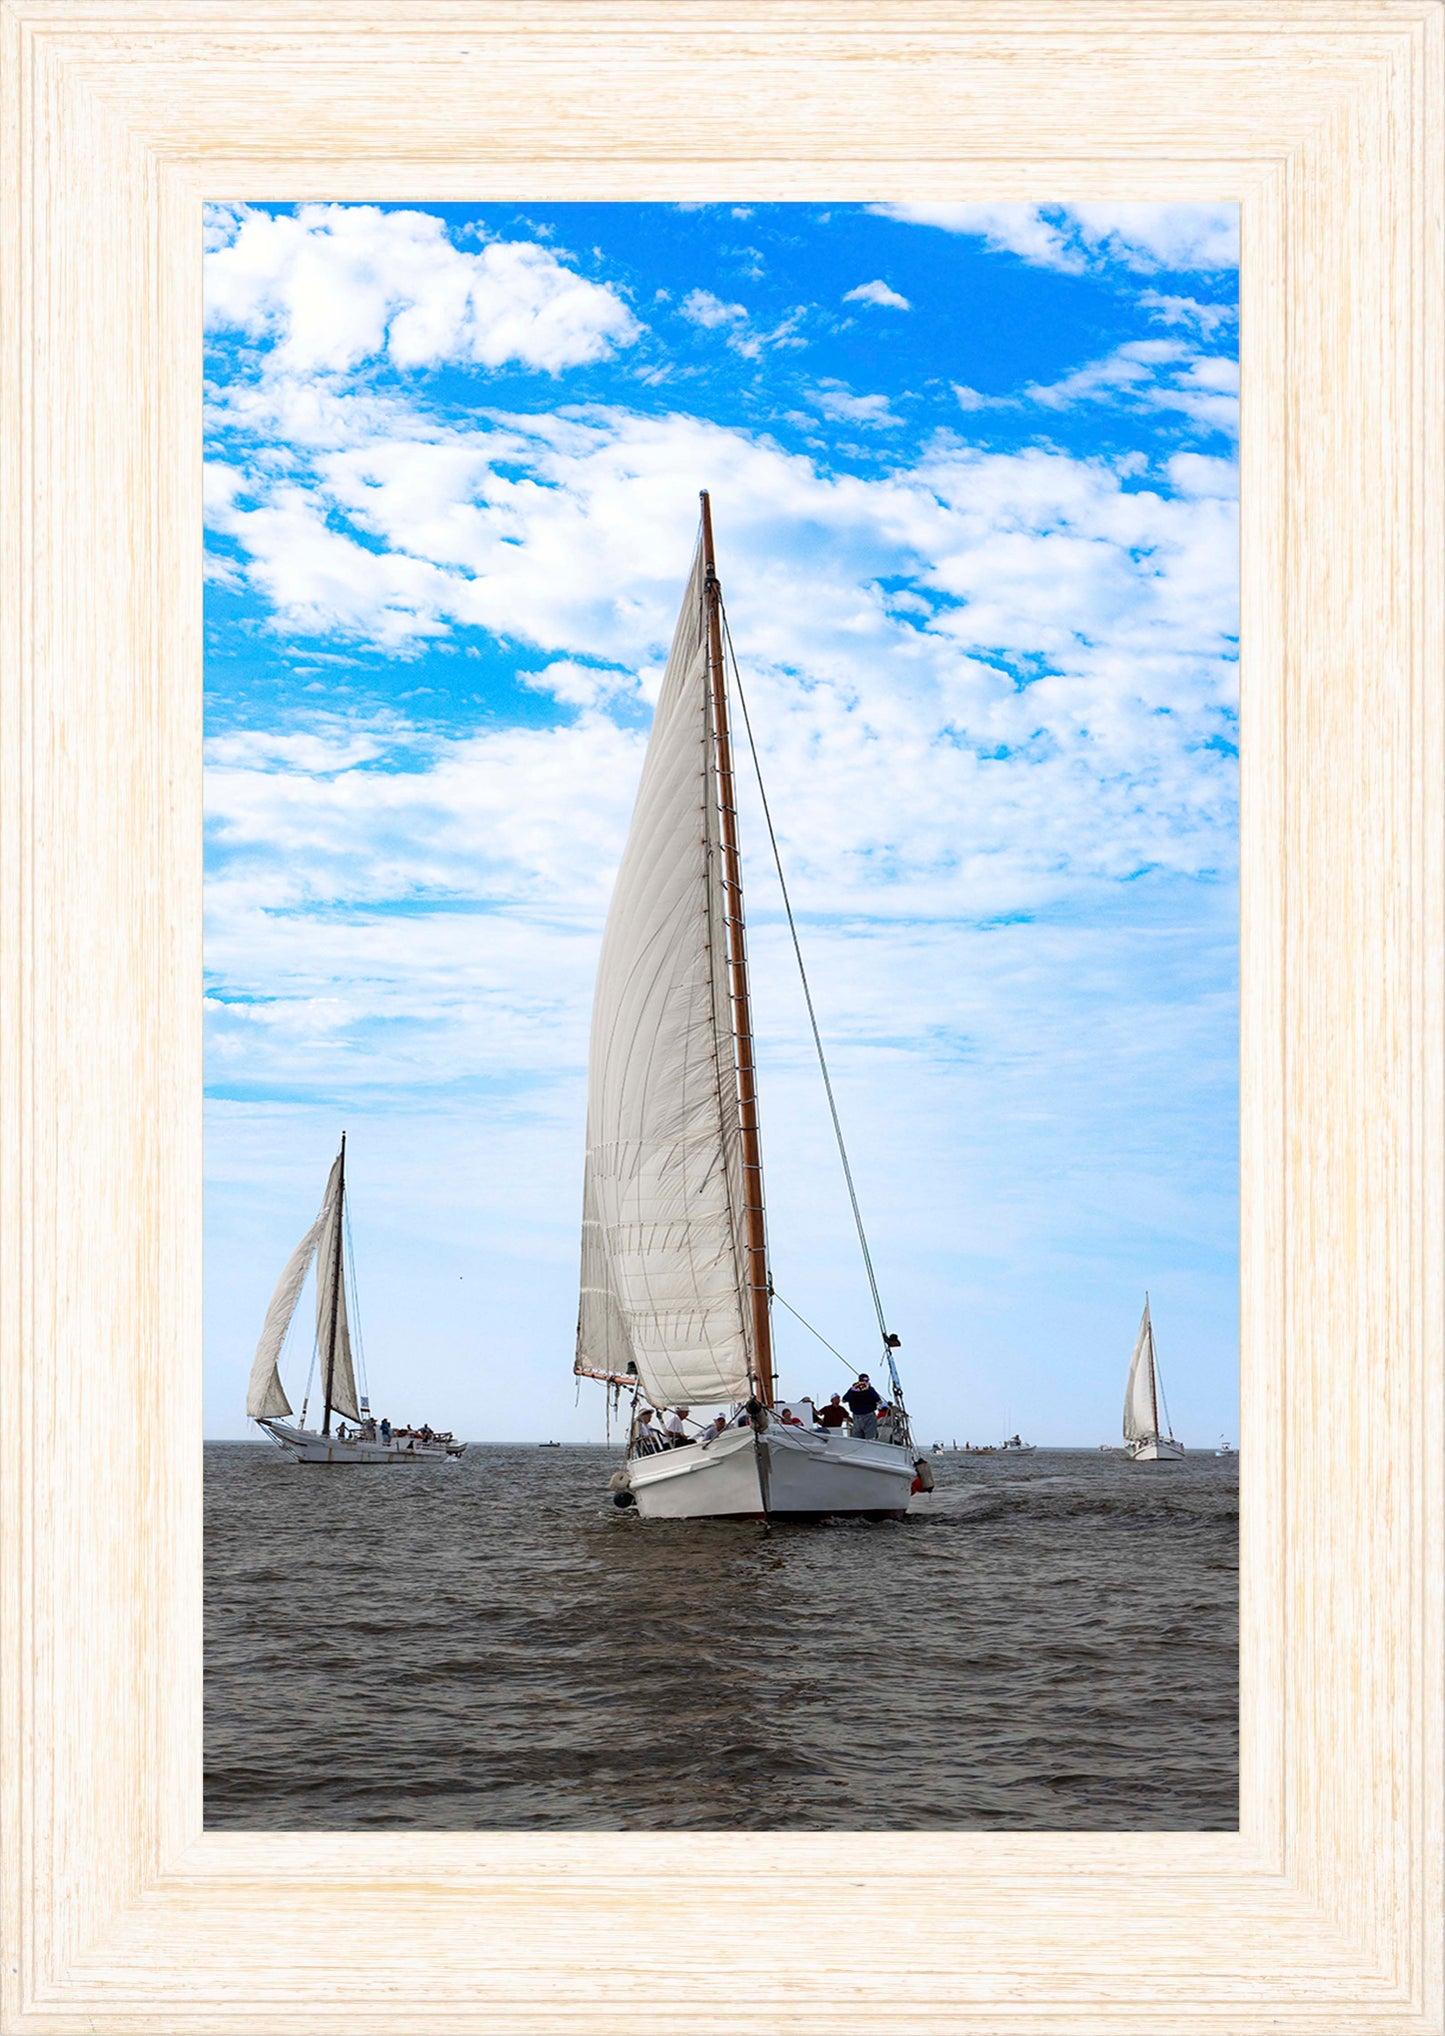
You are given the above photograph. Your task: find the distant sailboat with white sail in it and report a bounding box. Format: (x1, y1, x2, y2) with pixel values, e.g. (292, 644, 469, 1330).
(1122, 1293, 1185, 1462)
(575, 494, 929, 1519)
(246, 1134, 464, 1464)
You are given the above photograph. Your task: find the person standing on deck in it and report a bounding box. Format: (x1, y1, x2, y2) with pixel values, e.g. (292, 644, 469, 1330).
(844, 1374, 884, 1440)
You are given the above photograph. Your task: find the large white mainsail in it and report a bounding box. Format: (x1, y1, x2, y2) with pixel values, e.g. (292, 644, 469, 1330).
(576, 535, 757, 1409)
(1123, 1297, 1160, 1442)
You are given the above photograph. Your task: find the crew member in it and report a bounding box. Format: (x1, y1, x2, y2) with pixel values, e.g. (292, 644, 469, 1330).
(843, 1373, 885, 1440)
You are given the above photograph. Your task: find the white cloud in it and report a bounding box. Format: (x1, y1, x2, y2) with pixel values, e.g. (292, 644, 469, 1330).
(203, 552, 245, 590)
(1140, 291, 1238, 337)
(676, 290, 809, 363)
(1024, 341, 1238, 438)
(844, 279, 911, 310)
(203, 398, 1237, 952)
(728, 309, 809, 360)
(1165, 452, 1238, 499)
(806, 380, 903, 427)
(1065, 203, 1239, 272)
(1025, 338, 1186, 406)
(204, 204, 641, 374)
(206, 724, 390, 773)
(204, 393, 1237, 716)
(871, 202, 1239, 276)
(945, 340, 1238, 441)
(679, 288, 748, 328)
(1149, 354, 1239, 435)
(205, 587, 1236, 1106)
(517, 658, 639, 708)
(876, 204, 1086, 272)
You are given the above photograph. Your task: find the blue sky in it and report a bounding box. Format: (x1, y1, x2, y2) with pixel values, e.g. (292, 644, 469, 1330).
(202, 200, 1239, 1444)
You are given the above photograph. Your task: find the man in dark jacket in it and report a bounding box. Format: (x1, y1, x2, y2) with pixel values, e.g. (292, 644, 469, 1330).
(843, 1374, 884, 1440)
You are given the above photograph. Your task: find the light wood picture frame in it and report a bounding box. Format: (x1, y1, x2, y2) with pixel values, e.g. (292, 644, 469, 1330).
(1, 2, 1441, 2029)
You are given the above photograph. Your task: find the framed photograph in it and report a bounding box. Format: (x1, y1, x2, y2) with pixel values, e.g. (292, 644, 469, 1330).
(199, 188, 1241, 1836)
(2, 3, 1440, 2031)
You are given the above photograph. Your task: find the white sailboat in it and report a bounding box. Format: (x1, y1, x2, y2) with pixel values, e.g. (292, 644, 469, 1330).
(1122, 1293, 1185, 1461)
(246, 1134, 464, 1465)
(575, 495, 928, 1519)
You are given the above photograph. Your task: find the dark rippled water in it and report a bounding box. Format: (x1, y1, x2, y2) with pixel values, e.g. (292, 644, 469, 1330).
(204, 1441, 1236, 1830)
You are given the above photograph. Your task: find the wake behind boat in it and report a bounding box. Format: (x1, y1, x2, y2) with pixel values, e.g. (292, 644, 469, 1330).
(574, 495, 929, 1519)
(245, 1134, 464, 1465)
(1123, 1294, 1184, 1461)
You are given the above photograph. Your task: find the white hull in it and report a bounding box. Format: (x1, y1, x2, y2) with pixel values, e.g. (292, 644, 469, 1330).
(1126, 1435, 1186, 1462)
(624, 1422, 919, 1519)
(257, 1418, 462, 1465)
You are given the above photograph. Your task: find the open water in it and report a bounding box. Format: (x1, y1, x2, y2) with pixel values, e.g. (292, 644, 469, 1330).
(204, 1442, 1237, 1830)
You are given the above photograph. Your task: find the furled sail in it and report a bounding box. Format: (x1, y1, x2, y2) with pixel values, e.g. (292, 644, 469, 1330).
(245, 1211, 326, 1418)
(315, 1150, 361, 1423)
(576, 536, 755, 1408)
(1123, 1298, 1160, 1441)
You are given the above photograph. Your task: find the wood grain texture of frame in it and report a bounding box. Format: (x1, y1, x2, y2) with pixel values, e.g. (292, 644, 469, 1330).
(0, 3, 1440, 2030)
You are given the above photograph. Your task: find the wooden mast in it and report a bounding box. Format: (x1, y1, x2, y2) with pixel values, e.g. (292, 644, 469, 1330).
(322, 1131, 346, 1435)
(700, 491, 775, 1405)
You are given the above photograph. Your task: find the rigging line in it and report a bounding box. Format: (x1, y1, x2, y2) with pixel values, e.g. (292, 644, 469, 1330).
(1154, 1338, 1175, 1442)
(341, 1198, 370, 1407)
(769, 1283, 863, 1378)
(719, 604, 892, 1357)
